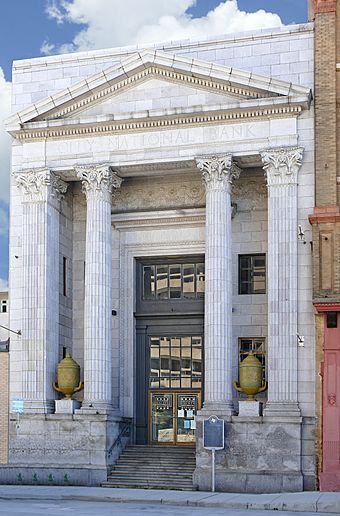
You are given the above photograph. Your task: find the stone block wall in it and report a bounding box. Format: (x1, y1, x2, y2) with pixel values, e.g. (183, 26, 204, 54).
(0, 351, 9, 464)
(194, 416, 305, 493)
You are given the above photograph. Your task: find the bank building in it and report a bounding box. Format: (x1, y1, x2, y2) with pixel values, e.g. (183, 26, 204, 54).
(2, 20, 316, 492)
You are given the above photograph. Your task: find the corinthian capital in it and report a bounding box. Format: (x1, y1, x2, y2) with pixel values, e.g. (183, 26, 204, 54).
(75, 164, 123, 202)
(195, 154, 241, 192)
(260, 147, 304, 187)
(15, 168, 68, 204)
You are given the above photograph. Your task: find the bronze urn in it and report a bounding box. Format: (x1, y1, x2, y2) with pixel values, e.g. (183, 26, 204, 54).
(233, 352, 267, 400)
(53, 352, 84, 399)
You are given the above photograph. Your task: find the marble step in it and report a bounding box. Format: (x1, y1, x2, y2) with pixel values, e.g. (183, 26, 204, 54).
(104, 445, 196, 490)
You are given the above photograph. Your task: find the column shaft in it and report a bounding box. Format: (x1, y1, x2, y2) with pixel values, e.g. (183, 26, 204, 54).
(196, 155, 240, 415)
(16, 169, 67, 413)
(261, 147, 303, 417)
(76, 165, 122, 412)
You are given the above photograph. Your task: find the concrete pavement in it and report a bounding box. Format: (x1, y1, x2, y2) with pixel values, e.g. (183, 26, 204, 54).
(0, 486, 339, 513)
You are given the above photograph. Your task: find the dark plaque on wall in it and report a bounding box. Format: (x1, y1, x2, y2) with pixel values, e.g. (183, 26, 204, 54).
(203, 415, 224, 450)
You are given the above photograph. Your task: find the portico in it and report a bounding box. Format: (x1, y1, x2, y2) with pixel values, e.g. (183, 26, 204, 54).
(4, 36, 315, 491)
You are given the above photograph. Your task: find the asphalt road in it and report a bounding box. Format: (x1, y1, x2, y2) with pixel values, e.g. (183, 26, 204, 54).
(0, 500, 333, 516)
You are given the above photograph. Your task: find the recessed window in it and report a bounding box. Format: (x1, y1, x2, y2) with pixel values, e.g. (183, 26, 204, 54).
(239, 254, 266, 295)
(143, 263, 205, 300)
(239, 338, 266, 384)
(0, 300, 7, 313)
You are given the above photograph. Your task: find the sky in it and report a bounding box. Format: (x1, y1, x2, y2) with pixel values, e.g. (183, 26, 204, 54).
(0, 0, 308, 289)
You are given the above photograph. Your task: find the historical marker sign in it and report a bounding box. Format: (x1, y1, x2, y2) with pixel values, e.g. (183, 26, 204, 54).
(203, 415, 224, 450)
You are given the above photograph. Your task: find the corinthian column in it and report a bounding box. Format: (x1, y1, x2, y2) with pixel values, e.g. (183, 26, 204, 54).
(15, 169, 68, 413)
(196, 155, 241, 415)
(260, 147, 304, 417)
(76, 164, 122, 412)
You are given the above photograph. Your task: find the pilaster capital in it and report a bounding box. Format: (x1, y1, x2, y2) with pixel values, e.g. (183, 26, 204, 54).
(15, 168, 68, 204)
(195, 154, 241, 192)
(260, 147, 304, 187)
(75, 164, 123, 202)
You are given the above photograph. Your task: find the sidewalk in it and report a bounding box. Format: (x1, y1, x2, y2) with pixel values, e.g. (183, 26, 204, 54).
(0, 485, 339, 513)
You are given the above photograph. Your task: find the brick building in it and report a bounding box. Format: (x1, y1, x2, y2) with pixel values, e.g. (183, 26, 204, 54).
(309, 0, 340, 491)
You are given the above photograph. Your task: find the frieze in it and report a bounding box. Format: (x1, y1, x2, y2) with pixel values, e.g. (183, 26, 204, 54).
(111, 174, 267, 213)
(112, 176, 205, 212)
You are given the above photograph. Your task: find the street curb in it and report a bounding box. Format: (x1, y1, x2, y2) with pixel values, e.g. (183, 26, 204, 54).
(0, 486, 340, 515)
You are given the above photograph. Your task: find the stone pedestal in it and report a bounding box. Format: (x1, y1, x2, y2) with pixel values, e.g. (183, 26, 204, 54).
(238, 401, 262, 416)
(76, 165, 122, 413)
(196, 155, 240, 415)
(55, 399, 81, 414)
(8, 413, 130, 486)
(194, 415, 305, 493)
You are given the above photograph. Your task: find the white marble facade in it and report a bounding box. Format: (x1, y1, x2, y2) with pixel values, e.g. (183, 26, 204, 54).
(5, 23, 315, 489)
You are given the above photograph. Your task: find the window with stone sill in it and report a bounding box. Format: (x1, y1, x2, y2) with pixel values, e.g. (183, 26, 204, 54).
(238, 254, 266, 295)
(238, 337, 266, 384)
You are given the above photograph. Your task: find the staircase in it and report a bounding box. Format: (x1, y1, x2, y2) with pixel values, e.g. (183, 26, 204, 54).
(103, 445, 196, 490)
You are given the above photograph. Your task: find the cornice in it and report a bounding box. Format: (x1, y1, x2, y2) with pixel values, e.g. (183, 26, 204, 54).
(13, 105, 303, 141)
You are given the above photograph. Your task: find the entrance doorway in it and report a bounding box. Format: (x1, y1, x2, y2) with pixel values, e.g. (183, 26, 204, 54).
(135, 257, 204, 445)
(150, 392, 201, 444)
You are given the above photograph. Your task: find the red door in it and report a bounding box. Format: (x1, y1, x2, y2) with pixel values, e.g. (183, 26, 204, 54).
(320, 313, 340, 491)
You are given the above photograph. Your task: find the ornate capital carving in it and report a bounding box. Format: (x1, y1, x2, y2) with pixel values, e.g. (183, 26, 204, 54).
(15, 168, 68, 203)
(260, 147, 304, 187)
(195, 155, 241, 192)
(76, 164, 123, 202)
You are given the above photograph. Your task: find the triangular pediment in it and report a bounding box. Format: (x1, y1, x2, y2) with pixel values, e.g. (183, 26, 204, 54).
(5, 48, 312, 137)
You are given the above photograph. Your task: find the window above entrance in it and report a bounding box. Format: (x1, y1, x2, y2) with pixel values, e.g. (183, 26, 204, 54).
(136, 257, 205, 315)
(143, 263, 205, 300)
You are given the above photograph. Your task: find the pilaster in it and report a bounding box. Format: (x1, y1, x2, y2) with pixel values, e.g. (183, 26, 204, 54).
(76, 164, 122, 413)
(260, 147, 303, 417)
(15, 169, 68, 413)
(196, 155, 241, 415)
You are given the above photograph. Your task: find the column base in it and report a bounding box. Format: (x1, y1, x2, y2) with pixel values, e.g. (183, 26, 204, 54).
(198, 401, 235, 417)
(264, 401, 301, 419)
(20, 400, 55, 414)
(77, 400, 116, 416)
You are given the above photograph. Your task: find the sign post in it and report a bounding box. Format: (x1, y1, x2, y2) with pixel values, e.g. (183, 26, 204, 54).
(203, 415, 225, 492)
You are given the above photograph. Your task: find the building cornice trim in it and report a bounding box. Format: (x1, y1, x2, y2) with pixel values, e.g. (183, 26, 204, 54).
(12, 104, 303, 141)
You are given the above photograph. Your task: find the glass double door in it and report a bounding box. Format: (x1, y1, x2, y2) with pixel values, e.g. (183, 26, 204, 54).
(150, 391, 201, 445)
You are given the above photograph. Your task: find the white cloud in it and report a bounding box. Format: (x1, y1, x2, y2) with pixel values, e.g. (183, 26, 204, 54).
(40, 39, 56, 55)
(43, 0, 282, 54)
(0, 68, 11, 204)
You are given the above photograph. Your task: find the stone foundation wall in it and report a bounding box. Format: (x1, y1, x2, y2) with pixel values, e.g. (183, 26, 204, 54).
(7, 414, 127, 486)
(194, 415, 316, 493)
